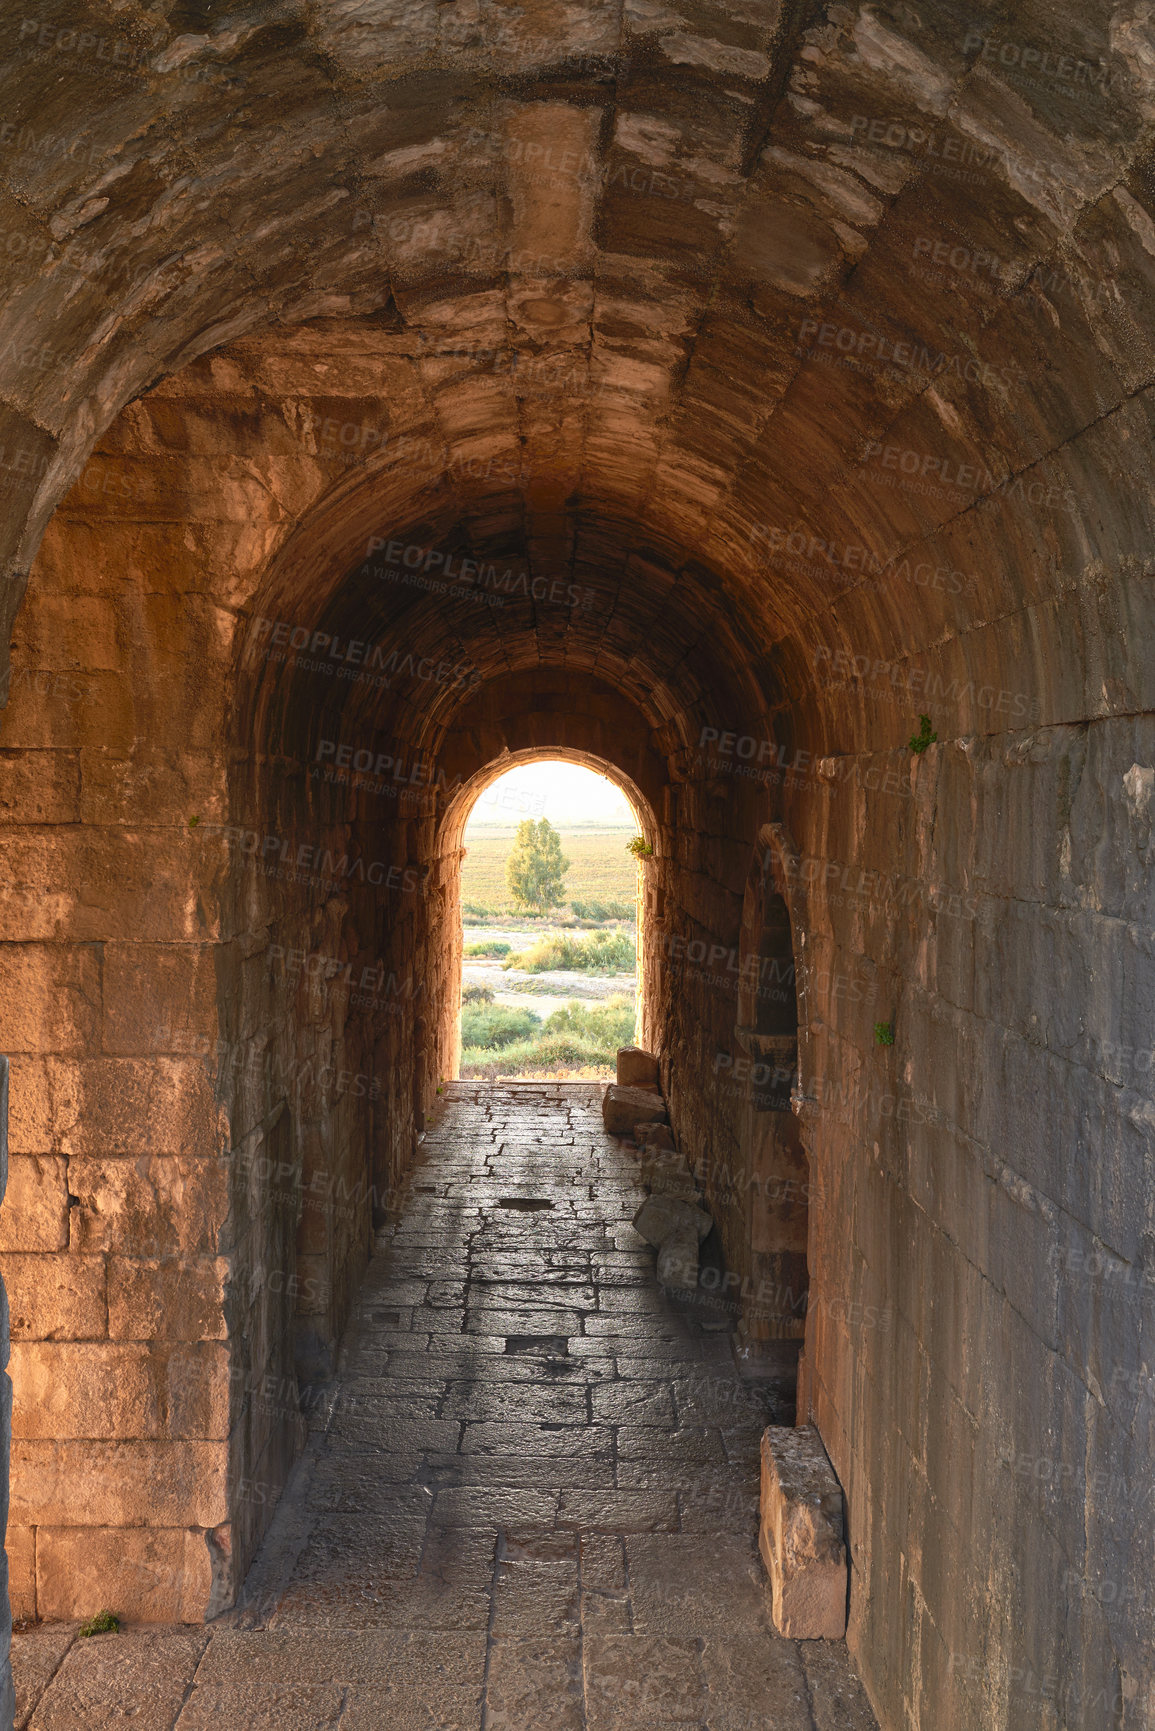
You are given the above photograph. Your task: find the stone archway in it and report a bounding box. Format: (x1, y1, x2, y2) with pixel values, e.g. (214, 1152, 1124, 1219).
(0, 8, 1151, 1724)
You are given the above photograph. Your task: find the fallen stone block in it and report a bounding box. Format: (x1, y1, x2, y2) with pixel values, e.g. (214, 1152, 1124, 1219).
(656, 1223, 699, 1288)
(634, 1122, 675, 1151)
(654, 1225, 699, 1294)
(640, 1155, 700, 1204)
(603, 1084, 667, 1135)
(759, 1424, 848, 1639)
(617, 1046, 660, 1087)
(633, 1194, 712, 1249)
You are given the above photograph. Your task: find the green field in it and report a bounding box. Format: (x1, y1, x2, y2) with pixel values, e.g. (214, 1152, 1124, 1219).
(460, 827, 638, 919)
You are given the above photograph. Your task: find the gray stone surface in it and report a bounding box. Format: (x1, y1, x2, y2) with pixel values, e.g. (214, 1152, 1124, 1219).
(12, 1084, 876, 1730)
(633, 1195, 713, 1250)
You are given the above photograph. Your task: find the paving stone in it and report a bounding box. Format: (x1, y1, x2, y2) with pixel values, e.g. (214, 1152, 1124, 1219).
(485, 1636, 584, 1731)
(583, 1634, 706, 1730)
(339, 1683, 484, 1729)
(176, 1683, 345, 1728)
(557, 1489, 679, 1533)
(491, 1560, 580, 1636)
(15, 1085, 877, 1728)
(591, 1381, 676, 1426)
(700, 1632, 814, 1731)
(801, 1641, 882, 1730)
(626, 1533, 772, 1637)
(581, 1592, 634, 1634)
(11, 1623, 78, 1731)
(579, 1532, 626, 1591)
(27, 1630, 208, 1731)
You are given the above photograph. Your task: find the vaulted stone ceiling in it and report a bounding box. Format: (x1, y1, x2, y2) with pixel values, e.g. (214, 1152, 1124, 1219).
(7, 0, 1155, 748)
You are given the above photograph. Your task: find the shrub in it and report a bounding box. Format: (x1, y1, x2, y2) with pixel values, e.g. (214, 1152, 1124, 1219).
(570, 897, 636, 921)
(464, 940, 511, 958)
(504, 930, 636, 973)
(461, 983, 494, 1004)
(458, 995, 636, 1077)
(460, 1002, 543, 1050)
(543, 997, 637, 1046)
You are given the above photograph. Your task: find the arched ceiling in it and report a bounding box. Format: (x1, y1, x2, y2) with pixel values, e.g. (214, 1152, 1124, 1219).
(6, 0, 1155, 736)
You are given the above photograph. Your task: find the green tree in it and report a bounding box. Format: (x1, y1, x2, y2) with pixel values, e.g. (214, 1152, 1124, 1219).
(505, 818, 569, 915)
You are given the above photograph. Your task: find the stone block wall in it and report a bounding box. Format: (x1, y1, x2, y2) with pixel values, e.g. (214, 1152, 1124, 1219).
(0, 407, 444, 1618)
(781, 713, 1155, 1731)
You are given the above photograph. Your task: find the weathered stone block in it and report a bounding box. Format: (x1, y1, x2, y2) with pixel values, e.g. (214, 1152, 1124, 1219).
(36, 1525, 212, 1623)
(12, 1440, 227, 1528)
(6, 1525, 33, 1621)
(10, 1342, 229, 1440)
(603, 1084, 667, 1135)
(0, 749, 80, 826)
(0, 1252, 106, 1339)
(759, 1425, 847, 1639)
(107, 1257, 227, 1341)
(0, 945, 101, 1053)
(102, 944, 219, 1057)
(633, 1195, 712, 1248)
(617, 1046, 660, 1087)
(68, 1156, 228, 1257)
(10, 1057, 222, 1160)
(0, 1158, 69, 1252)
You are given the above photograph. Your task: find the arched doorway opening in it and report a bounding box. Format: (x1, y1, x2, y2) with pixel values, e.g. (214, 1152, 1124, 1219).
(437, 750, 660, 1083)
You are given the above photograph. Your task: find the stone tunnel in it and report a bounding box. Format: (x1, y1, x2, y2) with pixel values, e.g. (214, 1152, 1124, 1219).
(0, 0, 1151, 1725)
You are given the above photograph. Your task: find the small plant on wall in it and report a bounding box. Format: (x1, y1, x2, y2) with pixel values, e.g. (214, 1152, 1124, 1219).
(874, 1021, 895, 1047)
(626, 834, 653, 859)
(909, 715, 937, 754)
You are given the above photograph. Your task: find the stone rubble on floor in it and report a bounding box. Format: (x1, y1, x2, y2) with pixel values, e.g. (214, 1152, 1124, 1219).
(11, 1082, 878, 1730)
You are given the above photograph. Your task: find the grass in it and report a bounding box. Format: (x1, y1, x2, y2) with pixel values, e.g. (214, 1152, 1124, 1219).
(78, 1612, 120, 1638)
(461, 829, 638, 918)
(464, 939, 511, 958)
(460, 1002, 543, 1049)
(460, 995, 636, 1078)
(504, 931, 636, 973)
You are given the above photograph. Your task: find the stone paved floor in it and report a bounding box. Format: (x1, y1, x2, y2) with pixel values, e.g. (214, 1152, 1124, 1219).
(12, 1082, 879, 1729)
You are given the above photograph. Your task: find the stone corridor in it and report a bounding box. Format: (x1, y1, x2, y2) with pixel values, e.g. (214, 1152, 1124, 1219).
(10, 1083, 876, 1730)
